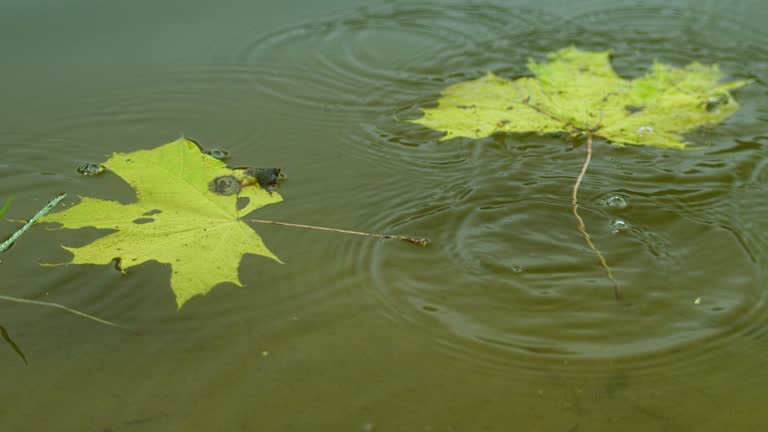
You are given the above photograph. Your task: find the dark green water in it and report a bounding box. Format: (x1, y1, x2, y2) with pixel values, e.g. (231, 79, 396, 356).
(2, 0, 768, 430)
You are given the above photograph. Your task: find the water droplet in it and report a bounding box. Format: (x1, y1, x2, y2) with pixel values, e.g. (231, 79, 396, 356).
(610, 218, 630, 234)
(637, 125, 655, 135)
(605, 195, 628, 209)
(206, 148, 229, 160)
(76, 163, 104, 176)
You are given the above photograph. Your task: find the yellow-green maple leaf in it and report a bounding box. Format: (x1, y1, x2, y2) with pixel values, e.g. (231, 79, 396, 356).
(413, 47, 750, 148)
(41, 138, 282, 308)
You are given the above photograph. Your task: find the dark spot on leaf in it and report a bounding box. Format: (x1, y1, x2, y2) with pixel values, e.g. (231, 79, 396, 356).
(499, 119, 510, 125)
(132, 217, 154, 224)
(143, 209, 162, 216)
(422, 305, 439, 312)
(457, 104, 476, 109)
(706, 94, 729, 112)
(624, 105, 644, 114)
(236, 197, 250, 210)
(209, 176, 240, 196)
(506, 106, 514, 110)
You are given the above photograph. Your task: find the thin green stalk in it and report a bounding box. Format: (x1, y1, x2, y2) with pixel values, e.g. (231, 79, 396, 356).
(0, 196, 12, 219)
(0, 295, 125, 329)
(0, 193, 67, 254)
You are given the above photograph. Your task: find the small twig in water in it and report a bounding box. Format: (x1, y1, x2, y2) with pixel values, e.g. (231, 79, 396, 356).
(572, 131, 621, 300)
(249, 219, 430, 246)
(0, 193, 67, 255)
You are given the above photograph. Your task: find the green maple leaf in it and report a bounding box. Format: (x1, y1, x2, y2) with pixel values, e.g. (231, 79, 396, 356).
(41, 138, 283, 308)
(412, 46, 749, 148)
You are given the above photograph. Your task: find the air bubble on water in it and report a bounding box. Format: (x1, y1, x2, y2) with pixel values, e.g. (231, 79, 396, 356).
(605, 195, 628, 209)
(610, 218, 630, 234)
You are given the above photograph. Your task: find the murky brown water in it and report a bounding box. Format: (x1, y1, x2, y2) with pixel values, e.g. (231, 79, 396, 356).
(2, 0, 768, 430)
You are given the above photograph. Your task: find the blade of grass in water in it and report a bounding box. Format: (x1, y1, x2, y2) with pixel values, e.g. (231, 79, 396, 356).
(1, 197, 27, 364)
(0, 295, 125, 329)
(0, 194, 129, 365)
(0, 324, 27, 364)
(0, 196, 12, 219)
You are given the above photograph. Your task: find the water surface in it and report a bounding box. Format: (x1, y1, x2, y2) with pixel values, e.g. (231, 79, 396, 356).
(1, 0, 768, 431)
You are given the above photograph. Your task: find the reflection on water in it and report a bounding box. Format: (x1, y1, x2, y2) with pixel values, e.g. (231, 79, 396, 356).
(2, 0, 768, 431)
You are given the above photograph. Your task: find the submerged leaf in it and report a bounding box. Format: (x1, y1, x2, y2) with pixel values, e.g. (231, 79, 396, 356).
(41, 138, 283, 308)
(413, 47, 749, 148)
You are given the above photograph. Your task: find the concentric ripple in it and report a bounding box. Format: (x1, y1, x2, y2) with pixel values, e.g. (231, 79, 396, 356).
(363, 137, 766, 368)
(226, 3, 561, 151)
(224, 3, 768, 369)
(9, 1, 767, 374)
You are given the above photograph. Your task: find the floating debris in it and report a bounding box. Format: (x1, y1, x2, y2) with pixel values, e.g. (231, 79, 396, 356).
(205, 148, 230, 160)
(77, 163, 104, 176)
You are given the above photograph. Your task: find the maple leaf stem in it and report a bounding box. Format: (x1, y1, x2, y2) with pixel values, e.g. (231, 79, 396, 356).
(248, 219, 430, 247)
(572, 132, 622, 300)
